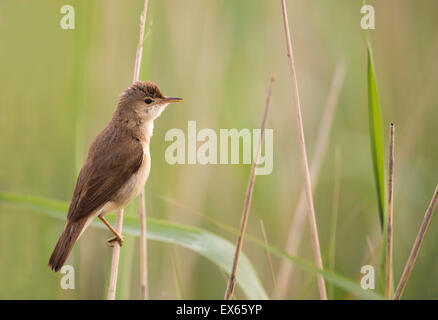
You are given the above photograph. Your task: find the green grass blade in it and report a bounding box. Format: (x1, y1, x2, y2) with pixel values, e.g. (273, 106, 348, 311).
(244, 234, 383, 300)
(367, 42, 386, 229)
(0, 192, 267, 300)
(163, 195, 384, 299)
(367, 40, 391, 295)
(0, 192, 384, 299)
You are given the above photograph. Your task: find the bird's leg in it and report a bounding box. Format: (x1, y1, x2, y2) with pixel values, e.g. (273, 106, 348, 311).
(98, 215, 124, 247)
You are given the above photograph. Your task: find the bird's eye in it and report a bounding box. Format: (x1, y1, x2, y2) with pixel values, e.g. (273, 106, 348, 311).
(144, 98, 153, 104)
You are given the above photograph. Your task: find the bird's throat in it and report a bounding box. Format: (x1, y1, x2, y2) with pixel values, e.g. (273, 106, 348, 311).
(139, 119, 155, 139)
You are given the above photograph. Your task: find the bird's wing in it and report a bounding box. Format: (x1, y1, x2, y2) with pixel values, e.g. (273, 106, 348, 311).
(67, 130, 144, 221)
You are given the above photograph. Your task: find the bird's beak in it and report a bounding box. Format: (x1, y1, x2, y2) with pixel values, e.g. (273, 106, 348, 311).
(162, 97, 183, 103)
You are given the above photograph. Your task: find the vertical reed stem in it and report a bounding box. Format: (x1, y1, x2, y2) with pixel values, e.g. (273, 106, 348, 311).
(107, 0, 150, 300)
(280, 0, 327, 299)
(135, 0, 150, 300)
(393, 184, 438, 299)
(276, 60, 344, 298)
(133, 0, 149, 84)
(224, 76, 275, 300)
(139, 191, 148, 299)
(107, 208, 124, 300)
(385, 123, 395, 299)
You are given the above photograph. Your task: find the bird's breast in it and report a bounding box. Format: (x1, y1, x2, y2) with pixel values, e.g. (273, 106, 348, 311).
(113, 141, 151, 207)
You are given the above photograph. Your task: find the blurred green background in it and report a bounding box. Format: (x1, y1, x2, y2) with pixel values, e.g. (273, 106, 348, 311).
(0, 0, 437, 299)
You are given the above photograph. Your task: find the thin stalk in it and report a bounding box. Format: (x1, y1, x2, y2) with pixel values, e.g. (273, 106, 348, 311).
(280, 0, 327, 299)
(107, 0, 150, 300)
(219, 268, 237, 300)
(385, 124, 395, 299)
(276, 60, 345, 298)
(224, 76, 275, 300)
(135, 0, 150, 300)
(107, 208, 124, 300)
(133, 0, 149, 83)
(393, 184, 438, 300)
(139, 191, 148, 299)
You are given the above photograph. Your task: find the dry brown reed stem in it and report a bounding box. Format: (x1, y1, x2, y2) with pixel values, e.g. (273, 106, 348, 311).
(385, 123, 395, 299)
(133, 0, 149, 83)
(224, 76, 275, 300)
(107, 0, 150, 300)
(280, 0, 327, 299)
(139, 191, 148, 299)
(276, 60, 345, 298)
(393, 184, 438, 300)
(107, 208, 124, 300)
(135, 0, 150, 300)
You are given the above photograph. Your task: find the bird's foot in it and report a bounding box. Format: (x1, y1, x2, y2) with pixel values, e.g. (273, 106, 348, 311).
(107, 234, 124, 247)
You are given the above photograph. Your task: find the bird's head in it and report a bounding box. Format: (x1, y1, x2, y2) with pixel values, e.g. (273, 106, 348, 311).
(117, 81, 183, 121)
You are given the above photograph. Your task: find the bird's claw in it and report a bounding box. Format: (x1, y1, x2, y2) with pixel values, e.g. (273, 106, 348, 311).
(107, 234, 124, 247)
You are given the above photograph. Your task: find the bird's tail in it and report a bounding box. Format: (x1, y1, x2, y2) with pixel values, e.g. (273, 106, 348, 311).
(48, 218, 87, 272)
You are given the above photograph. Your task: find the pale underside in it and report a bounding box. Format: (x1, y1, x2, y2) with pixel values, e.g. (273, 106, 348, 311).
(79, 136, 151, 238)
(75, 103, 168, 238)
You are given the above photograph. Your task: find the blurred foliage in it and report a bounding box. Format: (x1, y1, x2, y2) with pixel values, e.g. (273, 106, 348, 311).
(0, 0, 437, 299)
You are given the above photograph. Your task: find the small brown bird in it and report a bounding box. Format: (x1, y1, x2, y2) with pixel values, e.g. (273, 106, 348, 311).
(48, 81, 182, 272)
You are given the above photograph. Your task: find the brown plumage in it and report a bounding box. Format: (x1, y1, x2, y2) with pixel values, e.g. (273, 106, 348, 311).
(48, 218, 87, 272)
(48, 81, 182, 272)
